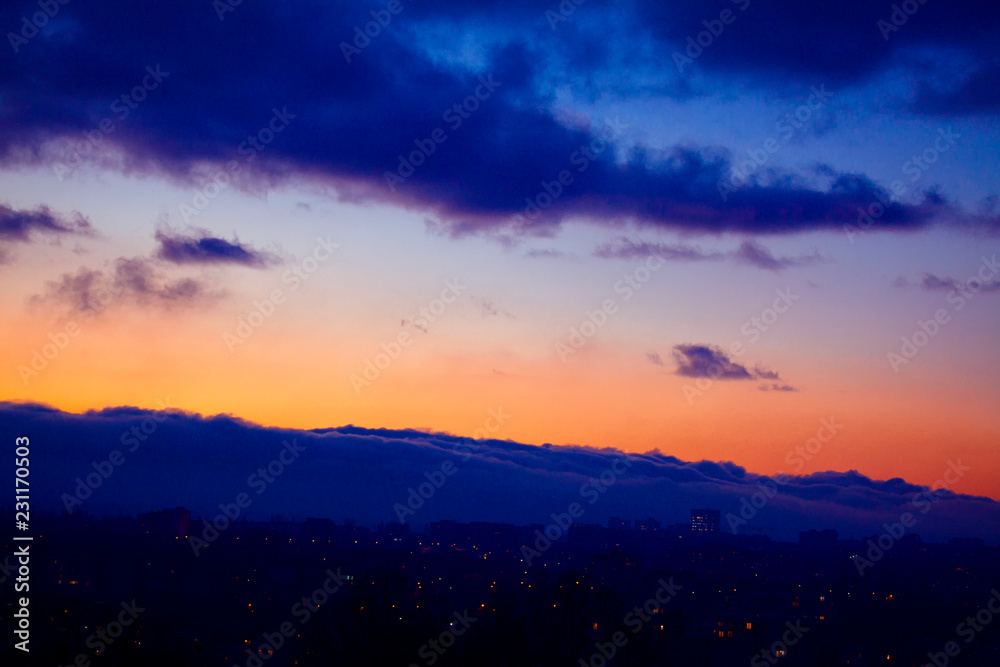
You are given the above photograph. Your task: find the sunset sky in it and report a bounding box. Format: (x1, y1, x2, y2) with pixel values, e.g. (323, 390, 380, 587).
(2, 0, 998, 500)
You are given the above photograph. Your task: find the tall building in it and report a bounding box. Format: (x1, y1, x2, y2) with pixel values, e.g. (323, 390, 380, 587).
(138, 506, 191, 537)
(636, 517, 661, 531)
(691, 508, 720, 533)
(799, 528, 838, 550)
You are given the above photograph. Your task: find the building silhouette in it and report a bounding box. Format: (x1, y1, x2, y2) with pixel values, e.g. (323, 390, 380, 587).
(690, 508, 720, 533)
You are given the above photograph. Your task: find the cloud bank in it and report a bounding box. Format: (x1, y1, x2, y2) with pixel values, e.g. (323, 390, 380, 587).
(1, 1, 997, 237)
(2, 401, 995, 544)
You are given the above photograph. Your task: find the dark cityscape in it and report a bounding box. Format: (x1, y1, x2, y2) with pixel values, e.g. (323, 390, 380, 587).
(4, 506, 999, 666)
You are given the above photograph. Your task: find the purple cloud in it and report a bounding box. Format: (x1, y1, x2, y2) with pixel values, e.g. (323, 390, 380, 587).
(155, 229, 277, 267)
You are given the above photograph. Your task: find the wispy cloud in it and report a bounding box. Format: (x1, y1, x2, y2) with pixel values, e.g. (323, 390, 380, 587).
(524, 248, 568, 259)
(732, 240, 822, 271)
(594, 236, 822, 271)
(470, 295, 516, 320)
(0, 203, 95, 263)
(920, 273, 1000, 293)
(594, 237, 723, 262)
(30, 257, 220, 316)
(759, 383, 797, 392)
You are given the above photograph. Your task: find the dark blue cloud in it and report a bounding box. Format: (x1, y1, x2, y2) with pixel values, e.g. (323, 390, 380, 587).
(154, 229, 276, 267)
(1, 401, 995, 543)
(635, 0, 1000, 103)
(0, 203, 92, 240)
(912, 62, 1000, 116)
(0, 0, 996, 237)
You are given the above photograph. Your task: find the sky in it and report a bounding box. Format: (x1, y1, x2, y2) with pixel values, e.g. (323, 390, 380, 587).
(1, 0, 999, 506)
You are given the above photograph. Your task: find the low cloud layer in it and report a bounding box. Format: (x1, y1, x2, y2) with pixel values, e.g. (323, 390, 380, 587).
(1, 402, 994, 544)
